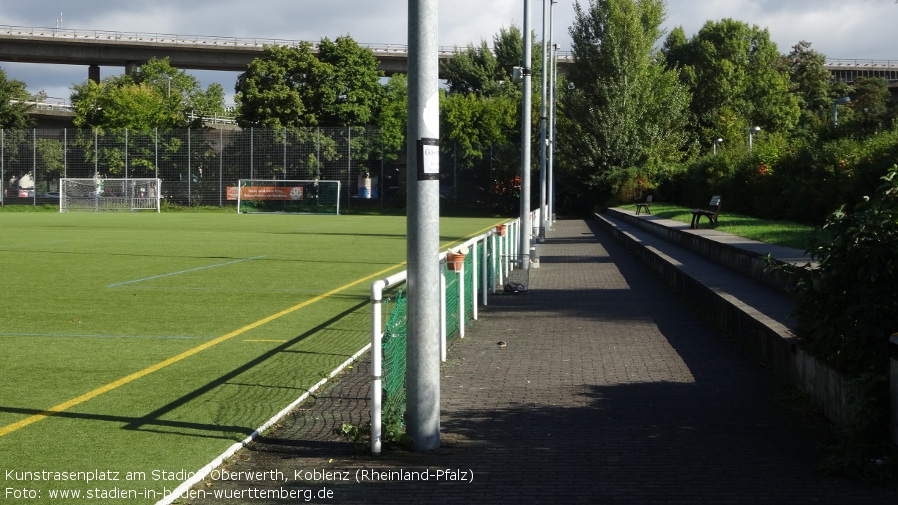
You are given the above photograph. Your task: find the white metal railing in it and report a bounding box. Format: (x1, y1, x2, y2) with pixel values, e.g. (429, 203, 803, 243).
(369, 218, 522, 454)
(9, 98, 74, 111)
(826, 59, 898, 69)
(187, 111, 237, 124)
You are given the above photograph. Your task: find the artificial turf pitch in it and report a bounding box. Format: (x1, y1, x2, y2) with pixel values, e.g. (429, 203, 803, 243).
(0, 211, 500, 504)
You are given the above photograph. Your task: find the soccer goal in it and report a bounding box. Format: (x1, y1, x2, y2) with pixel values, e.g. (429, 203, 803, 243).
(60, 178, 162, 213)
(234, 179, 341, 215)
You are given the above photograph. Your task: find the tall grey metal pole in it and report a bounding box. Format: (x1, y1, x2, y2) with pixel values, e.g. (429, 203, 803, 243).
(549, 39, 558, 224)
(519, 0, 533, 268)
(406, 0, 441, 451)
(537, 0, 548, 243)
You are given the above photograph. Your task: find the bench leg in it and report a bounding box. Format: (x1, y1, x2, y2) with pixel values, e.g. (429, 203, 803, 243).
(691, 212, 714, 229)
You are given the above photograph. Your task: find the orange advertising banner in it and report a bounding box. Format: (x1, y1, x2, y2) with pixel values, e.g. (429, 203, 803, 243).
(226, 186, 304, 201)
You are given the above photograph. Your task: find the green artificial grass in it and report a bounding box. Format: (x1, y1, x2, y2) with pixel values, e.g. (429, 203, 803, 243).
(0, 212, 501, 504)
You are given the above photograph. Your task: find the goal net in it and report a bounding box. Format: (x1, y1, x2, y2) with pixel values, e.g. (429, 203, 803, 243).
(60, 178, 162, 212)
(234, 179, 341, 215)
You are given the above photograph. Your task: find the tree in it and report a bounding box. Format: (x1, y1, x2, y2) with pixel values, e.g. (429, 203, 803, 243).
(316, 36, 385, 126)
(442, 40, 505, 96)
(662, 19, 799, 147)
(235, 36, 384, 128)
(70, 57, 224, 130)
(439, 25, 539, 210)
(441, 92, 518, 162)
(442, 25, 540, 99)
(0, 67, 34, 129)
(561, 0, 690, 203)
(849, 76, 892, 134)
(235, 43, 322, 128)
(133, 58, 226, 122)
(378, 74, 408, 161)
(781, 41, 849, 137)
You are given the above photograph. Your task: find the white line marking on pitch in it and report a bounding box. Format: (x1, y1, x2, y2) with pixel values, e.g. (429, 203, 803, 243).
(0, 332, 204, 340)
(107, 255, 266, 288)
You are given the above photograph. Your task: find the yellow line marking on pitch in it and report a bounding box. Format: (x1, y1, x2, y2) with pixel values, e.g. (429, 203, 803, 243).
(440, 222, 505, 251)
(0, 262, 406, 439)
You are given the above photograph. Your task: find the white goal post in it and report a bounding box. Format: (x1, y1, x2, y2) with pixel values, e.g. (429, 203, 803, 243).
(60, 178, 162, 213)
(234, 179, 341, 215)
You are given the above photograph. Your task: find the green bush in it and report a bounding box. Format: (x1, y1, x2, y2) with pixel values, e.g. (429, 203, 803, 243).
(791, 165, 898, 377)
(652, 126, 898, 224)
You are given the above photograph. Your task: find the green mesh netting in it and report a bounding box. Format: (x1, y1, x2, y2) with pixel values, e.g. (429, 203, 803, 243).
(465, 247, 476, 318)
(379, 237, 500, 430)
(382, 290, 408, 426)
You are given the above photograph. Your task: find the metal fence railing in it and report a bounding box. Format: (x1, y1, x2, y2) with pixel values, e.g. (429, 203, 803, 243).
(0, 127, 388, 208)
(369, 212, 542, 454)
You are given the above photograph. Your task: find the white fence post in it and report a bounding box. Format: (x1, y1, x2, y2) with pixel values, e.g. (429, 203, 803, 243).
(370, 279, 385, 455)
(440, 258, 447, 362)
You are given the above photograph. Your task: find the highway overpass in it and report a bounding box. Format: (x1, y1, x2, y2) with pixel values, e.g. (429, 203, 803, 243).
(0, 24, 574, 82)
(2, 24, 895, 129)
(1, 25, 894, 88)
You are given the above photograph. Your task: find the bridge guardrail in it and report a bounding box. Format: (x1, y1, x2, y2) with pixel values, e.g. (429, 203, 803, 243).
(0, 24, 573, 60)
(826, 58, 898, 69)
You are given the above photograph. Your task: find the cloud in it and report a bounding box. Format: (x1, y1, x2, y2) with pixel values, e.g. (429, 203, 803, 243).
(662, 0, 898, 59)
(1, 0, 896, 103)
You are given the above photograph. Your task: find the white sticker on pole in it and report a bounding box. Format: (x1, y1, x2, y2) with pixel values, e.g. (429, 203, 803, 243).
(424, 93, 439, 134)
(417, 138, 439, 181)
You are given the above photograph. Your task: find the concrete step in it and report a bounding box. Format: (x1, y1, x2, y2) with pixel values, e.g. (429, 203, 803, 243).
(604, 207, 814, 294)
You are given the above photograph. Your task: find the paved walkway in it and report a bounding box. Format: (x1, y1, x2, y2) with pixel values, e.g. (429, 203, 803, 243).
(185, 218, 897, 505)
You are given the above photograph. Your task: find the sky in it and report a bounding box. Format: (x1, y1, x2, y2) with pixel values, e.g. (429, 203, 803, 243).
(1, 0, 897, 106)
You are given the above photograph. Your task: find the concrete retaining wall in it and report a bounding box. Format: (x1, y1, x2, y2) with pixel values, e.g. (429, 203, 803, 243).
(604, 207, 811, 294)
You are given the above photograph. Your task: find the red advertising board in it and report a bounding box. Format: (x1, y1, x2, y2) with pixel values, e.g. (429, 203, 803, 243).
(226, 186, 303, 201)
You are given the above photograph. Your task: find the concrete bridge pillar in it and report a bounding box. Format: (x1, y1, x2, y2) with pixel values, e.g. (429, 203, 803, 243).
(88, 64, 100, 83)
(125, 61, 138, 75)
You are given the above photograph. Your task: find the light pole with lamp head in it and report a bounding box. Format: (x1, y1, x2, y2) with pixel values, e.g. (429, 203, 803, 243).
(549, 43, 563, 226)
(833, 96, 850, 126)
(545, 0, 557, 231)
(713, 138, 723, 156)
(748, 126, 760, 152)
(538, 0, 556, 243)
(518, 0, 532, 269)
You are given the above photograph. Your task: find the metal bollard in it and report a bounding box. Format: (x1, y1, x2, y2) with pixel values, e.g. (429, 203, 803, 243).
(891, 334, 898, 446)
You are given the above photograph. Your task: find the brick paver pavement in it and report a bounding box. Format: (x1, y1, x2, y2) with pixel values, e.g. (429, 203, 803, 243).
(184, 218, 897, 505)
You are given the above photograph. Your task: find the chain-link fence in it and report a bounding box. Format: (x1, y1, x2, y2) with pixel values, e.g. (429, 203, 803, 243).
(0, 126, 392, 208)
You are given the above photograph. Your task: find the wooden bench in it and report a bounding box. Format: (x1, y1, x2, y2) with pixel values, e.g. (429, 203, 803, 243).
(635, 195, 652, 215)
(690, 196, 722, 229)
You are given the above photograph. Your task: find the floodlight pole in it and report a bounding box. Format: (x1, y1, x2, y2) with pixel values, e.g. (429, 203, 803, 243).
(538, 0, 548, 243)
(519, 0, 532, 268)
(405, 0, 441, 451)
(548, 2, 557, 226)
